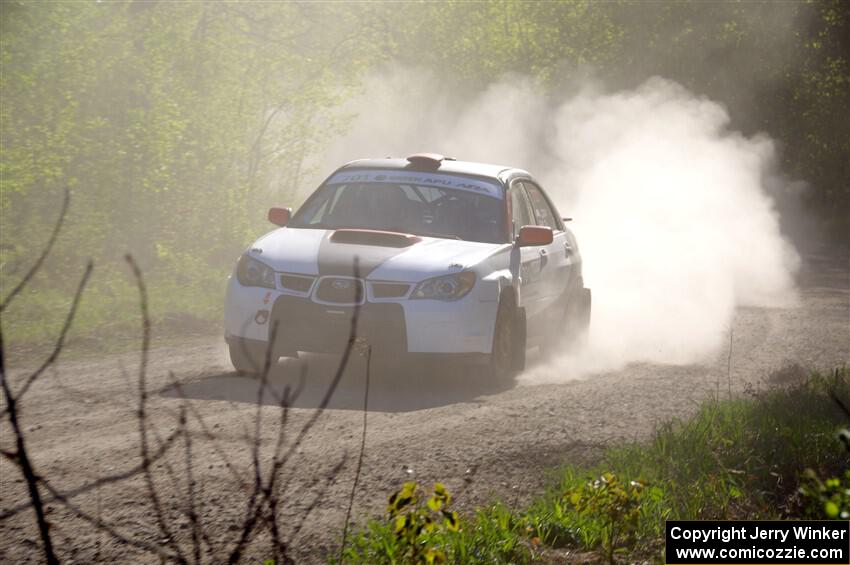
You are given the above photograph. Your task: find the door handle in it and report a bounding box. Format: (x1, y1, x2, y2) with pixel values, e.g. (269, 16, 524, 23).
(539, 248, 547, 256)
(538, 248, 548, 270)
(563, 242, 573, 257)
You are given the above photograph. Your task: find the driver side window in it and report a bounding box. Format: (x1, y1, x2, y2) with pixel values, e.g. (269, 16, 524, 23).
(522, 182, 560, 231)
(509, 182, 534, 239)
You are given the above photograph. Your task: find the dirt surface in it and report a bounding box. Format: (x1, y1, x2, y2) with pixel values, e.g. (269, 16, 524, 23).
(1, 248, 848, 564)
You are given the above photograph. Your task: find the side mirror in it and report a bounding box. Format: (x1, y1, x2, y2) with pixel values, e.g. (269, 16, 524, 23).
(517, 225, 553, 247)
(268, 207, 292, 227)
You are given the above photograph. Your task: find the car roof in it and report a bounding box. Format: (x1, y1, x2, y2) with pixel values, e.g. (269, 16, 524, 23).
(337, 157, 533, 188)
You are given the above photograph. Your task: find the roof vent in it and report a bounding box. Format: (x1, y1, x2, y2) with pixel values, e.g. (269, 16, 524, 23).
(406, 153, 447, 169)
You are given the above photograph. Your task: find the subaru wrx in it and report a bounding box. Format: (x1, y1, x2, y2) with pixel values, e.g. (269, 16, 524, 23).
(224, 153, 590, 379)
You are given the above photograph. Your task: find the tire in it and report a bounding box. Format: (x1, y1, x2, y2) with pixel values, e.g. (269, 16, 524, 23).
(228, 340, 273, 375)
(541, 286, 591, 358)
(576, 288, 591, 335)
(489, 296, 525, 382)
(564, 286, 591, 345)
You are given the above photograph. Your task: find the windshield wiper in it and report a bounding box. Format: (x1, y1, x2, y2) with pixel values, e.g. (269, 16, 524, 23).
(413, 231, 463, 240)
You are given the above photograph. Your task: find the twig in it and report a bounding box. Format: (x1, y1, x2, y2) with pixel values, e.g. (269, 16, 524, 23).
(264, 380, 296, 564)
(338, 345, 371, 561)
(0, 189, 78, 564)
(0, 330, 59, 564)
(181, 408, 202, 565)
(0, 188, 70, 313)
(226, 322, 283, 563)
(38, 457, 182, 561)
(0, 261, 93, 418)
(125, 254, 188, 564)
(226, 257, 363, 564)
(0, 425, 182, 520)
(287, 454, 348, 545)
(727, 325, 733, 399)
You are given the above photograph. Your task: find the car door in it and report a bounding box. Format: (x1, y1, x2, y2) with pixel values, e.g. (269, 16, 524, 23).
(508, 180, 547, 321)
(521, 181, 572, 310)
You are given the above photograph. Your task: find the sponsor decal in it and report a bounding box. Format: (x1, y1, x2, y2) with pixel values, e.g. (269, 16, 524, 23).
(326, 170, 502, 199)
(263, 291, 271, 305)
(254, 309, 269, 325)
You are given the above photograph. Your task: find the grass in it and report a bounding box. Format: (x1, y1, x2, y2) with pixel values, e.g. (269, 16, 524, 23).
(1, 260, 226, 360)
(340, 367, 850, 564)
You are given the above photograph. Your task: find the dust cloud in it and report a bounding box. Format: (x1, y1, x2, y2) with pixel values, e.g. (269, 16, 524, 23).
(308, 67, 801, 382)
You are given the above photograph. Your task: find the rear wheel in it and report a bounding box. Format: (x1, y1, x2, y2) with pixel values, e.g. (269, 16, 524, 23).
(540, 286, 591, 358)
(489, 296, 525, 382)
(574, 288, 591, 338)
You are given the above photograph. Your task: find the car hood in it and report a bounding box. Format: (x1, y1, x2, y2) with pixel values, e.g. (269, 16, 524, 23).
(249, 227, 504, 282)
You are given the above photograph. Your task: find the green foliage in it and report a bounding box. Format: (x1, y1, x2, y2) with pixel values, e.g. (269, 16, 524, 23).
(2, 1, 847, 347)
(799, 419, 850, 520)
(1, 2, 376, 351)
(524, 367, 849, 559)
(565, 473, 654, 563)
(1, 256, 223, 352)
(386, 482, 459, 564)
(341, 369, 847, 563)
(340, 484, 529, 564)
(799, 469, 850, 520)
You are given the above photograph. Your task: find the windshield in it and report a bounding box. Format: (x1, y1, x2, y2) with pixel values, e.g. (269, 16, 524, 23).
(290, 171, 507, 243)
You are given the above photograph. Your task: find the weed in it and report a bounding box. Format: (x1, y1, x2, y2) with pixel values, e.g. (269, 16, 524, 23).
(565, 473, 655, 564)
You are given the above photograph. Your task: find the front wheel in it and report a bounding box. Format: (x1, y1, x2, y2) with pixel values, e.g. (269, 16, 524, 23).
(228, 339, 274, 375)
(489, 297, 526, 382)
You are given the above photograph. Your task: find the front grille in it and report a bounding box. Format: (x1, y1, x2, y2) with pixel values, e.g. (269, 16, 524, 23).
(315, 277, 364, 304)
(372, 282, 411, 299)
(270, 295, 407, 355)
(280, 274, 314, 293)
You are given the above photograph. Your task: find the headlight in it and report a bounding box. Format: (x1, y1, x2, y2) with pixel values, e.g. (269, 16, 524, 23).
(236, 253, 276, 289)
(411, 272, 476, 301)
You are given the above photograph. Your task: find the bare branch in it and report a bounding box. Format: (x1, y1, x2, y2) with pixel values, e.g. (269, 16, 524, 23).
(181, 409, 203, 565)
(0, 425, 182, 520)
(170, 374, 250, 491)
(287, 454, 348, 546)
(1, 261, 93, 414)
(226, 320, 285, 564)
(0, 349, 59, 563)
(226, 258, 363, 564)
(38, 458, 181, 561)
(125, 254, 188, 565)
(338, 345, 371, 560)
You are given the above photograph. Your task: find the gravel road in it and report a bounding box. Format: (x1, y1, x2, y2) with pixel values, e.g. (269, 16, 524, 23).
(1, 248, 847, 564)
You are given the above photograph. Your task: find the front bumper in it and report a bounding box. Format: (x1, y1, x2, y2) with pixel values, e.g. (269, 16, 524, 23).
(271, 295, 406, 356)
(224, 276, 498, 356)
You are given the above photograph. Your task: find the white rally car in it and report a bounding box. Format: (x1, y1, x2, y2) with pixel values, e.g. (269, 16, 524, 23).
(224, 153, 590, 379)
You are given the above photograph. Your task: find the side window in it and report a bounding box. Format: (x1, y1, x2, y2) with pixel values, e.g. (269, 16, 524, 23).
(523, 182, 561, 231)
(509, 182, 534, 238)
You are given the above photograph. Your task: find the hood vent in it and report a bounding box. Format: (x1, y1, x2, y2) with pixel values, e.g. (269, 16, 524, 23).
(330, 229, 421, 248)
